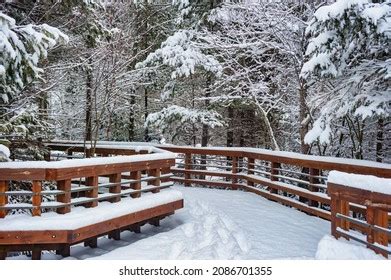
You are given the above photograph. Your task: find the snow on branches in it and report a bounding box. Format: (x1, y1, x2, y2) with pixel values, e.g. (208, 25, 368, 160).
(0, 12, 68, 101)
(302, 0, 391, 145)
(136, 30, 222, 79)
(145, 105, 224, 132)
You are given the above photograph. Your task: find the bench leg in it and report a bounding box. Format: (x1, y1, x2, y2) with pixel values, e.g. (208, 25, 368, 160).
(56, 245, 70, 257)
(0, 248, 7, 260)
(84, 238, 98, 248)
(129, 224, 141, 233)
(149, 217, 160, 227)
(32, 250, 42, 260)
(108, 229, 121, 240)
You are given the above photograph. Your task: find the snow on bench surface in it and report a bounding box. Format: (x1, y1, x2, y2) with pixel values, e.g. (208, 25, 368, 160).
(0, 189, 183, 231)
(49, 140, 168, 154)
(328, 171, 391, 195)
(0, 152, 175, 169)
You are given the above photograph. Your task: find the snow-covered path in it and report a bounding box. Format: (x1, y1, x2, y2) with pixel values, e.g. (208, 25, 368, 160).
(10, 186, 331, 260)
(78, 186, 330, 259)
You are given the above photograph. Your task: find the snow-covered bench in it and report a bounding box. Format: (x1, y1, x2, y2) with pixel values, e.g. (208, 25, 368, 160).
(327, 171, 391, 258)
(0, 147, 183, 259)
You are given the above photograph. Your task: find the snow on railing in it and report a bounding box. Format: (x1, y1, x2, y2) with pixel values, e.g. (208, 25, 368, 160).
(0, 143, 185, 260)
(0, 144, 175, 218)
(328, 171, 391, 258)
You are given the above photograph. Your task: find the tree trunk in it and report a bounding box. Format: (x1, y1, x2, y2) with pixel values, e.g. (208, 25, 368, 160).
(143, 87, 149, 141)
(299, 79, 310, 154)
(376, 118, 384, 162)
(128, 94, 135, 141)
(227, 106, 234, 147)
(85, 57, 93, 142)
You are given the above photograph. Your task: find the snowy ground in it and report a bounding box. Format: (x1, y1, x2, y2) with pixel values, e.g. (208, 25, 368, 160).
(7, 185, 383, 260)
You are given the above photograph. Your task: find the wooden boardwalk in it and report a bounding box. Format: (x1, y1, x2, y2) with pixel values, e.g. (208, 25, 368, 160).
(0, 141, 390, 259)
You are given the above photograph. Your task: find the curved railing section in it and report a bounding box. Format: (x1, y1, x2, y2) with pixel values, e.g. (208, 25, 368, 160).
(156, 145, 390, 221)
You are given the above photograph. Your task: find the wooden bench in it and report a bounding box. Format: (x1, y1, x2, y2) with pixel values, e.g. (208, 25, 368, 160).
(0, 147, 183, 259)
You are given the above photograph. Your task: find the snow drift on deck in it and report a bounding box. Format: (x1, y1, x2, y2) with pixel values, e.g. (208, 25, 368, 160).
(316, 235, 384, 260)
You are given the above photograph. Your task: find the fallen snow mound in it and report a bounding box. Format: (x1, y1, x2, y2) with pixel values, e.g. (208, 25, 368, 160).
(315, 235, 385, 260)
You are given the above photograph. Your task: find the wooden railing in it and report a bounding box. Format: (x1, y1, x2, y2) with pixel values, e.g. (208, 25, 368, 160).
(156, 145, 391, 221)
(0, 151, 175, 218)
(3, 140, 389, 258)
(42, 142, 391, 221)
(0, 145, 183, 259)
(328, 182, 391, 258)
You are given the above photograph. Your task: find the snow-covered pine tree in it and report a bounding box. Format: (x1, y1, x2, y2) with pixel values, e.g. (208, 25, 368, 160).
(136, 1, 225, 145)
(302, 0, 391, 161)
(0, 11, 68, 104)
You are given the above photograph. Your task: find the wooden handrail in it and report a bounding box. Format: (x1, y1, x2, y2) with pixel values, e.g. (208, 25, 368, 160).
(157, 145, 391, 178)
(0, 147, 176, 218)
(328, 182, 391, 258)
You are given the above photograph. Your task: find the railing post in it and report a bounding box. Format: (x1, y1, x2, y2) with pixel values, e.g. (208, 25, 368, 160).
(56, 179, 71, 214)
(337, 199, 350, 233)
(367, 206, 389, 257)
(148, 168, 161, 193)
(44, 151, 51, 161)
(184, 153, 191, 187)
(85, 176, 98, 207)
(109, 173, 121, 203)
(161, 166, 171, 183)
(374, 209, 388, 247)
(232, 157, 238, 189)
(0, 180, 8, 218)
(270, 162, 280, 194)
(32, 180, 42, 216)
(130, 171, 141, 198)
(247, 158, 254, 187)
(308, 168, 320, 207)
(85, 148, 91, 158)
(330, 194, 338, 238)
(366, 206, 375, 245)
